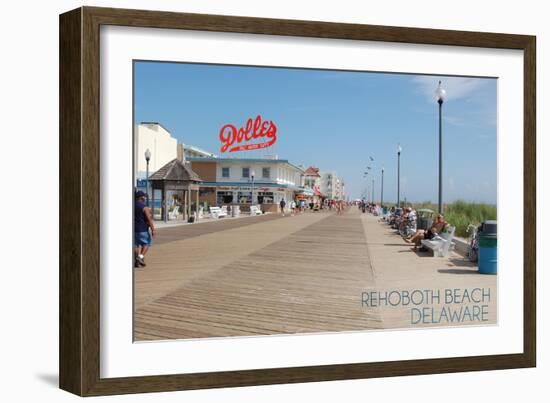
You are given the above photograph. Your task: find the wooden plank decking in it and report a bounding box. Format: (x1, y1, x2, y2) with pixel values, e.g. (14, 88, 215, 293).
(134, 210, 381, 340)
(153, 213, 286, 245)
(134, 208, 497, 341)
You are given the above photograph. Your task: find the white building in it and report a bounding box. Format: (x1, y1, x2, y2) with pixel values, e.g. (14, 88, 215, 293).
(321, 171, 345, 200)
(303, 166, 323, 203)
(134, 122, 178, 181)
(189, 157, 306, 211)
(178, 143, 218, 160)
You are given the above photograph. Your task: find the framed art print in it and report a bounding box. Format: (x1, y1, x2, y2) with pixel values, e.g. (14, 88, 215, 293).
(59, 6, 536, 396)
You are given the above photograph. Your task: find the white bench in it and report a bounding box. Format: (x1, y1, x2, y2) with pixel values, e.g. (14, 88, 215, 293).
(209, 206, 227, 219)
(250, 205, 262, 216)
(421, 225, 456, 257)
(168, 205, 180, 220)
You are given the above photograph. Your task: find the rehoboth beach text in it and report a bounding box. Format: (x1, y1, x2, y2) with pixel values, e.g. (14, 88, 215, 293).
(362, 288, 492, 325)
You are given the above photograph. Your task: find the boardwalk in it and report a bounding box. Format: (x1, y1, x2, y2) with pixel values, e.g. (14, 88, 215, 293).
(361, 215, 497, 329)
(134, 209, 497, 341)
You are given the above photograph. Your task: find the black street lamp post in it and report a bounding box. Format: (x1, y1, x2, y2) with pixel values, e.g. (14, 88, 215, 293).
(435, 81, 446, 214)
(363, 171, 369, 202)
(397, 144, 402, 208)
(380, 166, 384, 206)
(251, 169, 256, 205)
(144, 148, 151, 207)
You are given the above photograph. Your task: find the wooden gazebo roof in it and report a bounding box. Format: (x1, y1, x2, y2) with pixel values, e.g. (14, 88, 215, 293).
(149, 158, 203, 183)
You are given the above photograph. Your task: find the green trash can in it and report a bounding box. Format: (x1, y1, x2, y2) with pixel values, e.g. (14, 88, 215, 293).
(478, 233, 497, 274)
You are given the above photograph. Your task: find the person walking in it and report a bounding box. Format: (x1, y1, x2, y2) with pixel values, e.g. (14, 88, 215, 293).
(134, 190, 156, 268)
(279, 198, 286, 216)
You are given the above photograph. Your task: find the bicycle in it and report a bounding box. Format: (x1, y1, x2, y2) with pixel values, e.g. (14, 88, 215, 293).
(466, 224, 481, 262)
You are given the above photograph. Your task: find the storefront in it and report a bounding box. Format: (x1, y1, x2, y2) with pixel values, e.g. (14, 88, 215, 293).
(189, 157, 305, 213)
(295, 188, 315, 205)
(216, 185, 295, 212)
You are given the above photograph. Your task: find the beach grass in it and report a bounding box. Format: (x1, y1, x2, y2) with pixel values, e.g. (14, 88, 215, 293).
(409, 200, 497, 238)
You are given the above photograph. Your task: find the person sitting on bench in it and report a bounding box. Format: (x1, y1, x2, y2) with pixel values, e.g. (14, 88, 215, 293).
(406, 214, 447, 249)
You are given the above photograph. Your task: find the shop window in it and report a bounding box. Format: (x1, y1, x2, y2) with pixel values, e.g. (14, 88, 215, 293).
(238, 191, 252, 204)
(257, 192, 274, 204)
(217, 191, 233, 205)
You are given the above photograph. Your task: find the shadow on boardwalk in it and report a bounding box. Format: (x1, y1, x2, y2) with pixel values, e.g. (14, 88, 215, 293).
(134, 209, 382, 341)
(361, 213, 497, 329)
(133, 209, 497, 340)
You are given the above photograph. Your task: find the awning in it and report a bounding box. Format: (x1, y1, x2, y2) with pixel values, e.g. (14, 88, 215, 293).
(295, 188, 314, 196)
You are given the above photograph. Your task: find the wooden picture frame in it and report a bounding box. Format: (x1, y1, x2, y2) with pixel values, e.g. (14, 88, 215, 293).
(59, 6, 536, 396)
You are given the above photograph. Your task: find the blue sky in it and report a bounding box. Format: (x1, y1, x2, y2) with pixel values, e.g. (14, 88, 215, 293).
(134, 61, 497, 204)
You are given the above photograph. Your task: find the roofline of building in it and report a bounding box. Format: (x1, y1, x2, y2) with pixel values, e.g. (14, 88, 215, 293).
(200, 181, 314, 192)
(188, 157, 305, 173)
(138, 121, 173, 135)
(184, 144, 218, 158)
(201, 181, 291, 189)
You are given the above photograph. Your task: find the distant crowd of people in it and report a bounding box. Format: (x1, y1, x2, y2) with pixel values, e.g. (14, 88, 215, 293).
(279, 198, 350, 216)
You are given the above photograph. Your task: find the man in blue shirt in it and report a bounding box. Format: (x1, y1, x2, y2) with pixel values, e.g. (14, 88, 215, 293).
(134, 190, 156, 268)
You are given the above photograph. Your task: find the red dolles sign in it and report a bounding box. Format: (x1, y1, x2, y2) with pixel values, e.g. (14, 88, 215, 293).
(219, 115, 277, 153)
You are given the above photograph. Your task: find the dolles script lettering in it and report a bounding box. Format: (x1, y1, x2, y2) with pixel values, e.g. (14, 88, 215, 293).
(219, 115, 277, 153)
